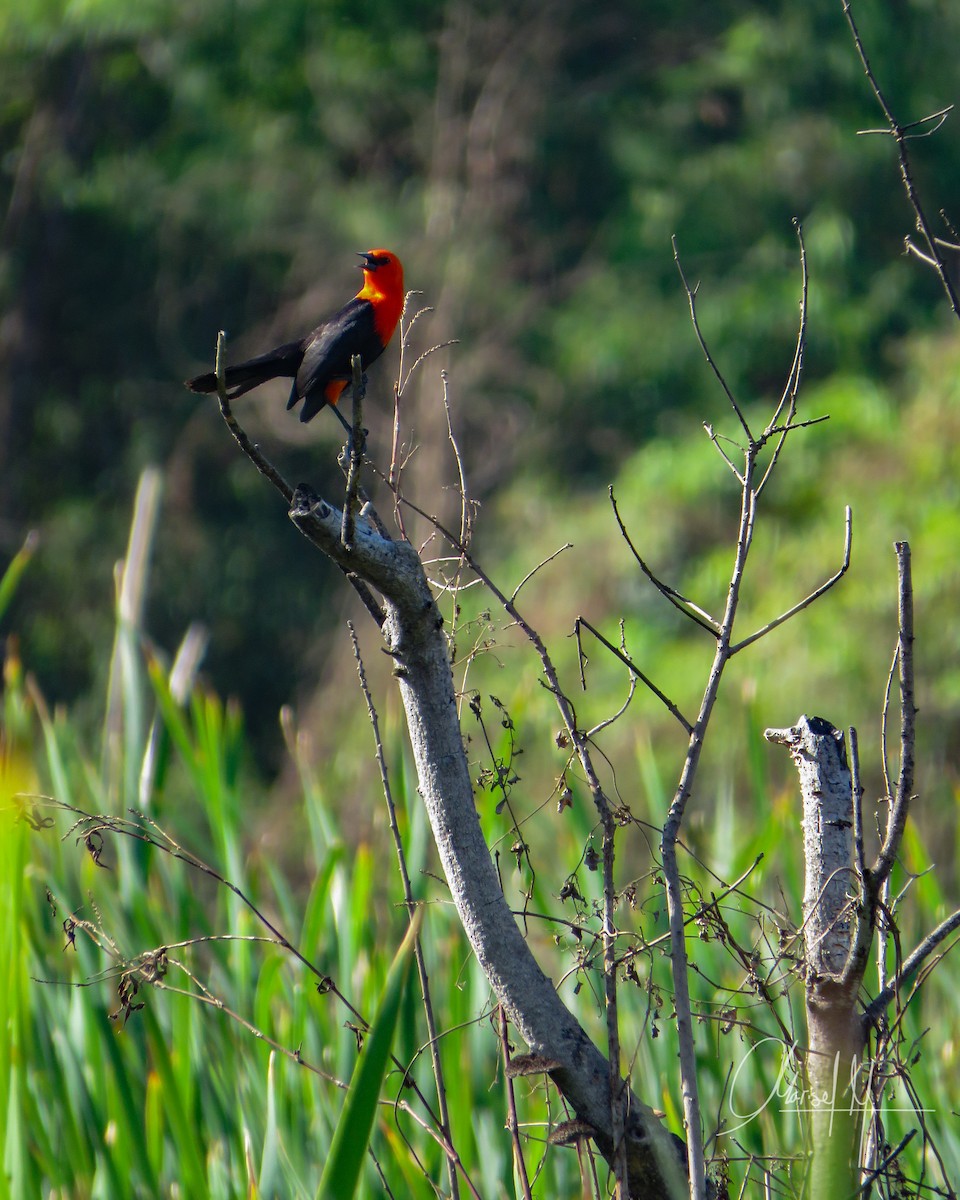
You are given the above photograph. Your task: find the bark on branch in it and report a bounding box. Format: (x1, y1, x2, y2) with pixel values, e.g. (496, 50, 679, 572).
(765, 716, 864, 1199)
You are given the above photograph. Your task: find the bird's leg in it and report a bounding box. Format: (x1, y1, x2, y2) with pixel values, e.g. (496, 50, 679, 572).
(331, 403, 353, 434)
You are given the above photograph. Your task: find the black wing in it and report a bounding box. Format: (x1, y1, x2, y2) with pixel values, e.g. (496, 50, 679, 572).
(292, 298, 385, 420)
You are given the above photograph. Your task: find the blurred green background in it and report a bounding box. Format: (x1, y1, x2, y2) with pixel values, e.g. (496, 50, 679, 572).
(3, 0, 960, 825)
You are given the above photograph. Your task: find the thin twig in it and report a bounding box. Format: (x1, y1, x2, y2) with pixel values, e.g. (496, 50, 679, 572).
(340, 354, 365, 550)
(763, 218, 809, 439)
(729, 505, 852, 654)
(673, 236, 753, 441)
(842, 0, 960, 317)
(401, 340, 460, 397)
(609, 487, 720, 635)
(348, 623, 465, 1200)
(870, 543, 915, 888)
(499, 1007, 535, 1200)
(703, 424, 744, 483)
(850, 726, 865, 889)
(863, 912, 960, 1026)
(586, 624, 639, 739)
(574, 616, 693, 734)
(511, 544, 573, 604)
(213, 332, 294, 505)
(857, 105, 953, 140)
(442, 371, 471, 553)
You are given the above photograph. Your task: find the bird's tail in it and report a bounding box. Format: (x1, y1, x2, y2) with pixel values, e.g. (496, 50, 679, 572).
(185, 340, 303, 398)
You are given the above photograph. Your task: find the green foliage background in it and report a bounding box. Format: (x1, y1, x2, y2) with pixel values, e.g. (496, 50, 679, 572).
(3, 0, 960, 769)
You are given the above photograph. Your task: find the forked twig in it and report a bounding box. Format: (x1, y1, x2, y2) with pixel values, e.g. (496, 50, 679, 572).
(702, 423, 745, 483)
(609, 487, 720, 635)
(673, 237, 753, 441)
(842, 0, 960, 318)
(729, 505, 852, 654)
(863, 911, 960, 1026)
(575, 616, 692, 734)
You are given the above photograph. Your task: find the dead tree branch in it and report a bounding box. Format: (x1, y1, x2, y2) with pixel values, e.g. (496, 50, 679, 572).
(284, 485, 686, 1198)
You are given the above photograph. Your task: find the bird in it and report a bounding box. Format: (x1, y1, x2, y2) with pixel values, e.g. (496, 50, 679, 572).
(185, 249, 404, 431)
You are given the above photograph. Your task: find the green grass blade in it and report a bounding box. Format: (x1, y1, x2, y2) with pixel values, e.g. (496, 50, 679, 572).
(316, 910, 422, 1200)
(0, 531, 38, 626)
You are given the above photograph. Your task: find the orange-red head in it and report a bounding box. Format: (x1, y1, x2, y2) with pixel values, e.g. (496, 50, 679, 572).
(356, 249, 405, 346)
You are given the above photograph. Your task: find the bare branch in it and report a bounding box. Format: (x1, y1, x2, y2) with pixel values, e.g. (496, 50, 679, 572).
(609, 487, 720, 636)
(857, 104, 954, 140)
(863, 910, 960, 1025)
(729, 505, 852, 654)
(510, 544, 573, 604)
(870, 543, 915, 889)
(288, 485, 686, 1197)
(347, 623, 464, 1200)
(213, 332, 294, 505)
(673, 236, 753, 441)
(339, 355, 366, 551)
(765, 218, 809, 437)
(574, 616, 693, 734)
(842, 0, 960, 317)
(702, 424, 744, 483)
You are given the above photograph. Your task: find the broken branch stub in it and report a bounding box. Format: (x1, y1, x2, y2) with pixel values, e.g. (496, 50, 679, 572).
(765, 716, 857, 983)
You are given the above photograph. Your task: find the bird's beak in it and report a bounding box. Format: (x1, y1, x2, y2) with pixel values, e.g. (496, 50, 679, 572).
(357, 251, 375, 270)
